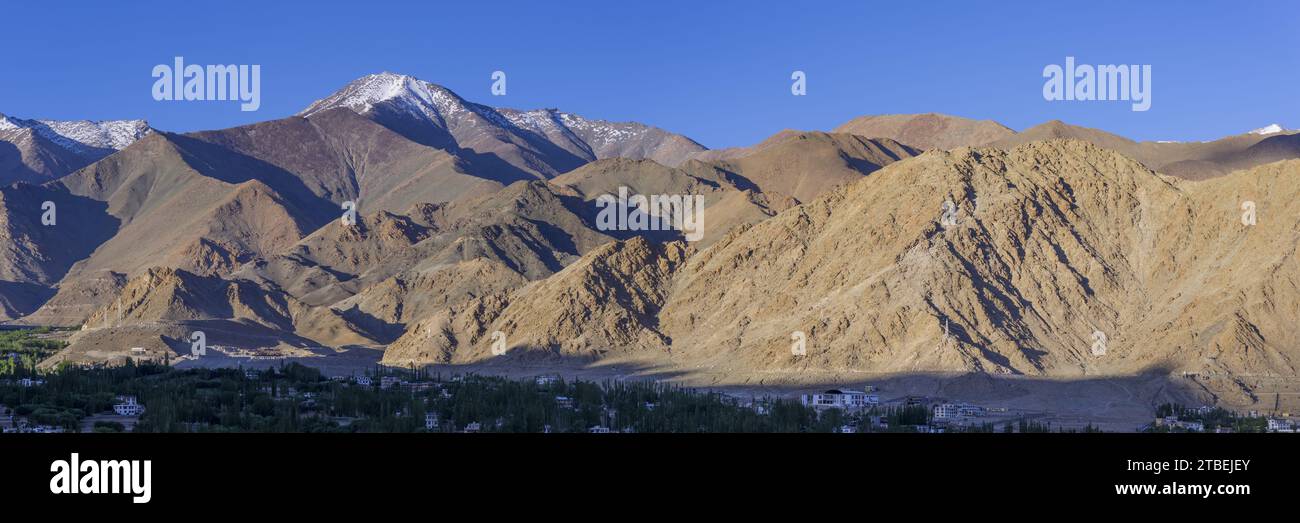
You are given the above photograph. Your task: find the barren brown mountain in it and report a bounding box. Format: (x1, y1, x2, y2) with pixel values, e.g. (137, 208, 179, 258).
(7, 79, 1300, 420)
(992, 120, 1300, 180)
(363, 141, 1300, 414)
(833, 113, 1015, 150)
(687, 131, 918, 203)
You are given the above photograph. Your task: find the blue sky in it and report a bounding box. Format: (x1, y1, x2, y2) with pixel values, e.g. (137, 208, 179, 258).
(3, 0, 1296, 148)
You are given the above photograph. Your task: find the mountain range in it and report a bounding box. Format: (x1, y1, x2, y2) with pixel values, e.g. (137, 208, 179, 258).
(0, 113, 151, 185)
(3, 73, 1299, 417)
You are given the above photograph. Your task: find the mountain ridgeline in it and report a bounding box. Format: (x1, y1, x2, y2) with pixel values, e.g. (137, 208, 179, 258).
(2, 74, 1299, 415)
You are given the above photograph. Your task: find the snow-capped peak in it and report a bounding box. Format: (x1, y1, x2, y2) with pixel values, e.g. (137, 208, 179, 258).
(0, 113, 150, 153)
(1249, 123, 1288, 135)
(299, 73, 702, 163)
(299, 72, 473, 126)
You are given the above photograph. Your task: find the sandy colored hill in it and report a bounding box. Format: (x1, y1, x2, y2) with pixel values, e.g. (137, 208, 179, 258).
(993, 120, 1300, 180)
(688, 131, 918, 203)
(552, 157, 788, 246)
(51, 133, 315, 282)
(382, 237, 689, 366)
(9, 108, 505, 325)
(366, 141, 1300, 411)
(833, 113, 1015, 150)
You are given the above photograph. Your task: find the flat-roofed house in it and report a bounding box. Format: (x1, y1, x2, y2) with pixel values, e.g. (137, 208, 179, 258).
(801, 389, 879, 410)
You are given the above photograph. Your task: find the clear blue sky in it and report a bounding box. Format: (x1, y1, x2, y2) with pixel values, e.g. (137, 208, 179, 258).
(3, 0, 1296, 148)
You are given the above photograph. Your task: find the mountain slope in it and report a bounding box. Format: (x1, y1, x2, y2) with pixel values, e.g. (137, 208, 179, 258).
(367, 140, 1300, 411)
(833, 113, 1015, 150)
(382, 237, 689, 365)
(992, 120, 1300, 180)
(691, 131, 918, 203)
(658, 142, 1299, 403)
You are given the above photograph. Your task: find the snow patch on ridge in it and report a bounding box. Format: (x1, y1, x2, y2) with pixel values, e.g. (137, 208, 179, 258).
(1249, 123, 1288, 135)
(0, 114, 150, 154)
(298, 72, 518, 131)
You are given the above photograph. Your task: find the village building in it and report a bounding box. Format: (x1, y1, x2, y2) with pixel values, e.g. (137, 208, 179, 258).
(933, 403, 987, 420)
(933, 404, 961, 420)
(801, 389, 879, 410)
(1267, 418, 1295, 433)
(113, 396, 145, 416)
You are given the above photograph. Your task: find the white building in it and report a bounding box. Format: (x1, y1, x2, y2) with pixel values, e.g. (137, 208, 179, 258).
(933, 403, 986, 420)
(113, 396, 145, 416)
(535, 375, 559, 386)
(1267, 418, 1295, 433)
(425, 413, 439, 431)
(801, 389, 879, 410)
(933, 404, 962, 420)
(380, 376, 402, 390)
(18, 378, 45, 387)
(463, 422, 481, 433)
(589, 426, 612, 433)
(838, 425, 857, 434)
(354, 375, 373, 387)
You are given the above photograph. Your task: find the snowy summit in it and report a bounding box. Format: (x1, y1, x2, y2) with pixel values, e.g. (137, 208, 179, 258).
(297, 72, 504, 128)
(1248, 123, 1288, 135)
